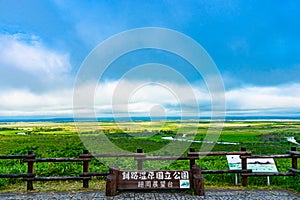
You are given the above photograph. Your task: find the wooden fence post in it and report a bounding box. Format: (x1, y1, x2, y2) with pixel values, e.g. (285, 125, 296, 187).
(193, 174, 204, 196)
(291, 147, 298, 170)
(241, 147, 248, 186)
(137, 148, 143, 170)
(191, 165, 201, 177)
(189, 147, 196, 171)
(83, 149, 89, 188)
(106, 166, 119, 196)
(191, 165, 204, 196)
(27, 150, 35, 191)
(191, 165, 200, 187)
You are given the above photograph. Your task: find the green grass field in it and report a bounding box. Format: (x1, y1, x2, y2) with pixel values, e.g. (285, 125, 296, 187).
(0, 121, 299, 192)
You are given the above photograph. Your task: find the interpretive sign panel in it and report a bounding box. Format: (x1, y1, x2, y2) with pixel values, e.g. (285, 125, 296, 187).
(226, 155, 278, 172)
(117, 170, 190, 190)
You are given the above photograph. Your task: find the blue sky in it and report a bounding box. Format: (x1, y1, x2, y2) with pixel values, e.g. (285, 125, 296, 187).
(0, 0, 300, 117)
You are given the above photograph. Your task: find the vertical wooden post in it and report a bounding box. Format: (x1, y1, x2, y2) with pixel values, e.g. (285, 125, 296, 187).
(189, 147, 196, 171)
(106, 174, 117, 196)
(191, 165, 201, 188)
(191, 165, 201, 177)
(137, 148, 143, 170)
(83, 149, 89, 188)
(241, 147, 248, 186)
(109, 166, 119, 177)
(291, 147, 298, 170)
(193, 174, 204, 196)
(106, 166, 119, 197)
(27, 150, 35, 191)
(191, 165, 204, 196)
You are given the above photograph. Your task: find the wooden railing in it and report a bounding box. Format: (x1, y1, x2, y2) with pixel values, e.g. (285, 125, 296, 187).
(0, 147, 299, 190)
(188, 147, 299, 186)
(239, 147, 298, 186)
(0, 153, 35, 179)
(188, 147, 253, 186)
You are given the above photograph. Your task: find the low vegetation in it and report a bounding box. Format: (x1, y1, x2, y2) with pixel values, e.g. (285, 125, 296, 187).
(0, 121, 299, 193)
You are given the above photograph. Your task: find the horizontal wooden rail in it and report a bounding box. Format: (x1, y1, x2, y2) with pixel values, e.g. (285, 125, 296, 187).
(188, 151, 251, 156)
(79, 153, 146, 158)
(0, 155, 34, 159)
(24, 176, 91, 181)
(287, 168, 300, 173)
(202, 169, 252, 174)
(24, 158, 91, 162)
(135, 156, 197, 161)
(80, 172, 109, 177)
(240, 154, 293, 159)
(286, 150, 300, 156)
(241, 172, 296, 176)
(0, 173, 35, 178)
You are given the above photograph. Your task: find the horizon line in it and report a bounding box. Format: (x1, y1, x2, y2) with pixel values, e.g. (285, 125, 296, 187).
(1, 115, 300, 122)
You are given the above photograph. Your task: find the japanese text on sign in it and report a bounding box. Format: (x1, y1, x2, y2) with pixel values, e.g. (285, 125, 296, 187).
(120, 171, 190, 189)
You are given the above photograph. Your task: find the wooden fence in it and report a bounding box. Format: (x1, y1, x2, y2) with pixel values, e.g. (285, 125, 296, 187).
(0, 147, 299, 191)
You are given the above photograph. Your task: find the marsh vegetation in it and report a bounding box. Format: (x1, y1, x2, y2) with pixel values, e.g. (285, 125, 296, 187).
(0, 121, 299, 192)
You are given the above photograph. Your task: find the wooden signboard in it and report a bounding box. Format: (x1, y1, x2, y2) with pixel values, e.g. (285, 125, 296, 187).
(118, 170, 190, 190)
(106, 166, 204, 197)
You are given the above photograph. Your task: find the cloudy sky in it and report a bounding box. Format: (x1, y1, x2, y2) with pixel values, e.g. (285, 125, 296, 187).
(0, 0, 300, 118)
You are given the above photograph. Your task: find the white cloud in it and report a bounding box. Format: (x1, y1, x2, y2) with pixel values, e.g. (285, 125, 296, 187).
(0, 89, 72, 116)
(0, 33, 72, 90)
(93, 80, 202, 117)
(226, 84, 300, 111)
(0, 79, 300, 117)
